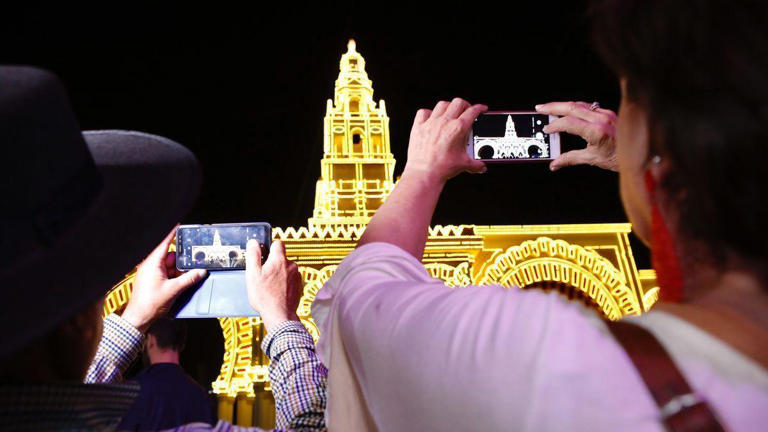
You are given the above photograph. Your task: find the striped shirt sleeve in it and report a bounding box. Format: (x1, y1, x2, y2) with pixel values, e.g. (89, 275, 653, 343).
(84, 313, 144, 384)
(261, 321, 328, 431)
(165, 321, 328, 432)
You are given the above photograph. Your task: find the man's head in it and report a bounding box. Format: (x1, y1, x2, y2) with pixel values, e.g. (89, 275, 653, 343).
(145, 317, 187, 365)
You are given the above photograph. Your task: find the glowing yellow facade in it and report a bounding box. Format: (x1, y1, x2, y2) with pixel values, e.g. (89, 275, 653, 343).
(310, 39, 396, 228)
(104, 40, 658, 428)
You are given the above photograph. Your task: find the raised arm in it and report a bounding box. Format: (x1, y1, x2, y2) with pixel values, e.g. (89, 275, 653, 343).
(246, 240, 327, 431)
(86, 227, 206, 383)
(357, 98, 487, 260)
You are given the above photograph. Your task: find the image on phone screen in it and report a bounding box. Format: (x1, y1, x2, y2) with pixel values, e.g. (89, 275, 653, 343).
(470, 112, 559, 161)
(176, 223, 271, 271)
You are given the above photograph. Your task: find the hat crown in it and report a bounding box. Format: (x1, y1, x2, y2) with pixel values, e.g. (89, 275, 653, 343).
(0, 66, 98, 214)
(0, 66, 102, 267)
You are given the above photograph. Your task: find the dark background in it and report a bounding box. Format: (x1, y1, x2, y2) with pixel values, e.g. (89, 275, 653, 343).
(3, 0, 647, 390)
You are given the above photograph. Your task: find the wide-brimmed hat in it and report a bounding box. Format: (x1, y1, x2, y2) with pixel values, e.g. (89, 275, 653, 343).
(0, 66, 201, 358)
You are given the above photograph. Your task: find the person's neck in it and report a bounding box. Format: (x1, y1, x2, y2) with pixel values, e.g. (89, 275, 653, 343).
(149, 349, 180, 365)
(676, 248, 767, 314)
(656, 264, 768, 368)
(684, 268, 768, 325)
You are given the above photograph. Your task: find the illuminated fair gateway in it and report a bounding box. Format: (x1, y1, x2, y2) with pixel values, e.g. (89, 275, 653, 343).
(474, 115, 549, 159)
(104, 39, 659, 428)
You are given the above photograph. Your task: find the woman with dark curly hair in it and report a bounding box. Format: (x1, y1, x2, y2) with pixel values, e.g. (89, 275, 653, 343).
(312, 1, 768, 430)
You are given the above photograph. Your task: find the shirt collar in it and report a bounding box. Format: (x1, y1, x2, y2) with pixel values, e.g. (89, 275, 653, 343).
(0, 381, 139, 431)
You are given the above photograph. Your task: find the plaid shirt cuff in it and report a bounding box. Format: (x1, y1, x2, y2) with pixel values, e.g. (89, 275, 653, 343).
(102, 313, 144, 369)
(84, 313, 144, 383)
(259, 320, 327, 431)
(261, 321, 314, 361)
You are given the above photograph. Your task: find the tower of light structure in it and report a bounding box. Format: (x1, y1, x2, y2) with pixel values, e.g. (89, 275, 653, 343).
(310, 39, 396, 228)
(103, 40, 659, 428)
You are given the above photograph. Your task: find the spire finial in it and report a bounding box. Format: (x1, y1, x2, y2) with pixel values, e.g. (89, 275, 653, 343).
(347, 39, 357, 52)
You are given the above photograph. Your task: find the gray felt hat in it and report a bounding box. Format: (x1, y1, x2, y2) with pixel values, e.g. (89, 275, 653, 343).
(0, 66, 201, 358)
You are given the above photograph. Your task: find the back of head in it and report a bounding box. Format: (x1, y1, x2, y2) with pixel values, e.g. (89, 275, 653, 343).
(591, 0, 768, 273)
(148, 317, 187, 352)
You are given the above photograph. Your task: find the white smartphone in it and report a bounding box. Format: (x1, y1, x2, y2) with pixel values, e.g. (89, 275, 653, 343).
(467, 111, 560, 163)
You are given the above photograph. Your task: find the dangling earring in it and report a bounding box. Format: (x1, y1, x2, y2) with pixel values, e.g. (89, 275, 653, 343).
(644, 166, 684, 303)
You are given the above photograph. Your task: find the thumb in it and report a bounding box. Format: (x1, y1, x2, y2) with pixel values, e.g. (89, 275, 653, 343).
(549, 149, 594, 171)
(145, 225, 178, 267)
(169, 269, 207, 295)
(465, 158, 487, 174)
(269, 240, 286, 262)
(245, 239, 263, 276)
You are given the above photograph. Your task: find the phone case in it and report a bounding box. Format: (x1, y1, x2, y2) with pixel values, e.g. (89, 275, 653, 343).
(173, 271, 257, 318)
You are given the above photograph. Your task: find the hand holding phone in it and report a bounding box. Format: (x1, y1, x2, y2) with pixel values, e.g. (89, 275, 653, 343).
(172, 222, 273, 318)
(535, 102, 618, 172)
(124, 226, 207, 331)
(403, 98, 487, 184)
(244, 240, 302, 332)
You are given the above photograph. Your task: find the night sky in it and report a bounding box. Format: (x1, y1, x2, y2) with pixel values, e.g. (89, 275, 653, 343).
(3, 0, 648, 387)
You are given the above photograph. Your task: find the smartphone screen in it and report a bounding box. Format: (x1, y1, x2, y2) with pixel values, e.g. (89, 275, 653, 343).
(176, 223, 271, 271)
(468, 111, 560, 162)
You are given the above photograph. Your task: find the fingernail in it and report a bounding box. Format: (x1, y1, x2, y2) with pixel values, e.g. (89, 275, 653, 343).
(246, 239, 258, 249)
(542, 125, 550, 133)
(535, 104, 543, 111)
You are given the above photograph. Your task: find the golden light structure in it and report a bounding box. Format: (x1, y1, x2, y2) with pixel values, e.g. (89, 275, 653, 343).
(104, 39, 658, 428)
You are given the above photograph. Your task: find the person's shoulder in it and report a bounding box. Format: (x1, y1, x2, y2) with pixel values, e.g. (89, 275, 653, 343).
(131, 366, 153, 383)
(182, 371, 211, 393)
(343, 242, 422, 267)
(491, 288, 611, 340)
(336, 242, 431, 281)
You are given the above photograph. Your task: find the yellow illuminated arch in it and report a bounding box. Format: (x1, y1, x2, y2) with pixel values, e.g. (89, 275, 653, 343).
(103, 274, 134, 318)
(478, 237, 642, 320)
(297, 265, 337, 341)
(424, 262, 472, 287)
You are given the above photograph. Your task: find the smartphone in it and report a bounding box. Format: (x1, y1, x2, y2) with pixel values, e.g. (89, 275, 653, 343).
(467, 111, 560, 162)
(176, 222, 271, 271)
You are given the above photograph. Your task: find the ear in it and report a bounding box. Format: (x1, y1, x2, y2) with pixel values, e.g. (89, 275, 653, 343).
(644, 156, 672, 200)
(64, 299, 103, 344)
(648, 155, 664, 179)
(146, 333, 157, 350)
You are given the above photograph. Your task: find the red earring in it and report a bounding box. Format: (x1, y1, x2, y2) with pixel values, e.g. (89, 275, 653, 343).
(644, 170, 684, 303)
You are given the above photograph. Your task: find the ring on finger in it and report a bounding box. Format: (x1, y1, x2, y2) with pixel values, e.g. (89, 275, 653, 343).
(589, 101, 600, 111)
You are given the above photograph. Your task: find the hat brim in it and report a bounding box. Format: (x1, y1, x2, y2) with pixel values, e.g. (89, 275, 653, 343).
(0, 130, 200, 357)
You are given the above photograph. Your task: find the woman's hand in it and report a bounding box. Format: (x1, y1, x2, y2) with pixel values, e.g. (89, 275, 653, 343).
(358, 98, 487, 259)
(536, 101, 618, 172)
(403, 98, 488, 185)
